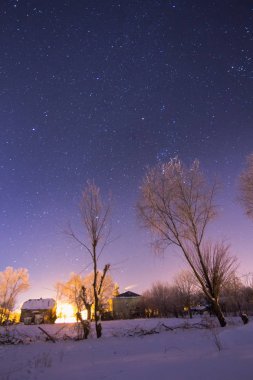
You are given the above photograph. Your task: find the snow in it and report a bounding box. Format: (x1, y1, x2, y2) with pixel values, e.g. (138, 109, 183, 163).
(21, 298, 56, 310)
(0, 317, 253, 380)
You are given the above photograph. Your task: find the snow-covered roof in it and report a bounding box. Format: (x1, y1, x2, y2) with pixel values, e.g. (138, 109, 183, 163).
(116, 291, 141, 298)
(21, 298, 56, 310)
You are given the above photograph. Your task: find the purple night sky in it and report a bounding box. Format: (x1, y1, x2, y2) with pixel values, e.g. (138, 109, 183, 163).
(1, 0, 253, 305)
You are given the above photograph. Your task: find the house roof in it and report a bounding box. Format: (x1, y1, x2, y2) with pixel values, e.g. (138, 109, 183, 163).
(116, 291, 141, 298)
(21, 298, 56, 310)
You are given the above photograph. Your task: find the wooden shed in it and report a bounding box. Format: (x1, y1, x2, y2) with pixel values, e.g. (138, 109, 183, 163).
(20, 298, 56, 324)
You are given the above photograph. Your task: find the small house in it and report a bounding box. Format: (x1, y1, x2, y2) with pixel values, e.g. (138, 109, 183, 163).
(20, 298, 56, 324)
(112, 291, 141, 319)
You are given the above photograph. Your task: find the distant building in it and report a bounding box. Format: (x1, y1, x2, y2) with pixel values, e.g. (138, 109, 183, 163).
(20, 298, 56, 324)
(111, 291, 141, 319)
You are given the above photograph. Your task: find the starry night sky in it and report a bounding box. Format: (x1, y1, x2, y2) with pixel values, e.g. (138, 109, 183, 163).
(1, 0, 253, 304)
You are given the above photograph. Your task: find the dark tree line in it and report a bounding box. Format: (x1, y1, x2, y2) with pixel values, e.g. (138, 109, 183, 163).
(137, 273, 253, 320)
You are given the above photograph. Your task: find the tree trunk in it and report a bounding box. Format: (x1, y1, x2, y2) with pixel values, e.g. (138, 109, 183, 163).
(76, 312, 90, 339)
(211, 299, 226, 327)
(87, 306, 91, 321)
(96, 321, 102, 338)
(94, 306, 101, 338)
(93, 243, 102, 338)
(240, 313, 249, 325)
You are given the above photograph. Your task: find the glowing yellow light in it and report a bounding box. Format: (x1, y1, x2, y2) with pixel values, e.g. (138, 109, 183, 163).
(55, 303, 75, 323)
(55, 303, 87, 323)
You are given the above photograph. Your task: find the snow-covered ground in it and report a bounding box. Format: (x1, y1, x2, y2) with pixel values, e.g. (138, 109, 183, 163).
(0, 317, 252, 380)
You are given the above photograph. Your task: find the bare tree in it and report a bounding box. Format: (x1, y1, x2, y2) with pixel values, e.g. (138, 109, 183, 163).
(142, 281, 190, 318)
(83, 269, 114, 315)
(0, 267, 29, 324)
(142, 282, 173, 317)
(222, 275, 250, 323)
(57, 271, 115, 319)
(68, 181, 111, 338)
(56, 273, 84, 316)
(174, 270, 197, 317)
(239, 153, 253, 219)
(57, 270, 115, 338)
(138, 158, 236, 327)
(56, 272, 90, 338)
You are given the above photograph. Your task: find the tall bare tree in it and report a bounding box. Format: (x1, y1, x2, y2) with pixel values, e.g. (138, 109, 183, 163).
(138, 158, 236, 327)
(68, 181, 111, 338)
(0, 267, 29, 324)
(239, 153, 253, 219)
